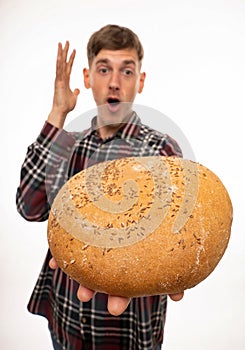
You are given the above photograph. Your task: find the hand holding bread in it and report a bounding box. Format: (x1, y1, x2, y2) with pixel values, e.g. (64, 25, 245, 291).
(48, 156, 232, 299)
(49, 257, 184, 315)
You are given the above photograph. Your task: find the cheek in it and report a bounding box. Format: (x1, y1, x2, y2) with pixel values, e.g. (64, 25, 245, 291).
(136, 77, 144, 93)
(129, 81, 141, 97)
(131, 77, 141, 92)
(88, 75, 95, 87)
(91, 84, 105, 104)
(90, 76, 106, 92)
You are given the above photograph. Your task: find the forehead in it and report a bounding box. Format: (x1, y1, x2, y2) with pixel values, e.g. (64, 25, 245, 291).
(92, 48, 140, 66)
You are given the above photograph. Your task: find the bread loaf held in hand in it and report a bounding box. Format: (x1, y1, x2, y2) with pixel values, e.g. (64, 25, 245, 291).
(48, 156, 233, 297)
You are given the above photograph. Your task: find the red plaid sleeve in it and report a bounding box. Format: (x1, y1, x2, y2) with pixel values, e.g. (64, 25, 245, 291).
(16, 121, 75, 221)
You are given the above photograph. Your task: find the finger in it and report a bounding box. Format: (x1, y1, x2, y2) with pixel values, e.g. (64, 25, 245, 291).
(62, 40, 70, 63)
(67, 49, 76, 76)
(49, 257, 58, 270)
(168, 292, 184, 302)
(57, 42, 62, 59)
(77, 285, 96, 302)
(107, 296, 131, 316)
(56, 42, 63, 78)
(56, 42, 69, 81)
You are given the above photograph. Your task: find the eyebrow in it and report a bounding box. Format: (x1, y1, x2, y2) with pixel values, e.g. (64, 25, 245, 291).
(95, 58, 136, 66)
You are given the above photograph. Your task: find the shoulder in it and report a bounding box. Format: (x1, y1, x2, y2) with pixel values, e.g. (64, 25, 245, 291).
(139, 123, 183, 157)
(139, 122, 173, 144)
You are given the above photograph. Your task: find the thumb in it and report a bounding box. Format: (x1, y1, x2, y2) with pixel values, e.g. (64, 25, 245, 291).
(74, 88, 80, 97)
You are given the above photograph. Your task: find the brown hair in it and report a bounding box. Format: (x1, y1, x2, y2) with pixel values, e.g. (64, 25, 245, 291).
(87, 24, 144, 66)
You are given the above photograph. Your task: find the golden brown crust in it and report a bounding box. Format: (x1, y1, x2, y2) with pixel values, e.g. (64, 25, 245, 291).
(48, 156, 233, 297)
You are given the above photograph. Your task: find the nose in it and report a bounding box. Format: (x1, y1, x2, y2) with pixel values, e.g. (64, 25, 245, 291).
(109, 72, 120, 91)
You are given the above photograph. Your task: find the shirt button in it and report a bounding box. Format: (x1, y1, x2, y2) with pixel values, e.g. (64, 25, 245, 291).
(82, 317, 87, 324)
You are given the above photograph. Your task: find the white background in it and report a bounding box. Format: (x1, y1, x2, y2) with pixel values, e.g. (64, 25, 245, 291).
(1, 0, 244, 349)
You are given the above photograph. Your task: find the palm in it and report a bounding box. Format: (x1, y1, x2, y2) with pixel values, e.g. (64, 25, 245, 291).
(54, 79, 77, 113)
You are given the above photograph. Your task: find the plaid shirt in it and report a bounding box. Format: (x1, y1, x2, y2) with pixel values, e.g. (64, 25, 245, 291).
(16, 112, 182, 350)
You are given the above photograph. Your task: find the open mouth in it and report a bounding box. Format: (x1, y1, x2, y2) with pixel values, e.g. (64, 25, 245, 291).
(106, 97, 121, 112)
(107, 97, 120, 105)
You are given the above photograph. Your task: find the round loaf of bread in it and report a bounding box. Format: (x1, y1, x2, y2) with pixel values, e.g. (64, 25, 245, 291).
(47, 156, 233, 297)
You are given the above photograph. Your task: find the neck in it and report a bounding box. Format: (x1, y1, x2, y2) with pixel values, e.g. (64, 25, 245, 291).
(96, 110, 134, 140)
(97, 123, 123, 140)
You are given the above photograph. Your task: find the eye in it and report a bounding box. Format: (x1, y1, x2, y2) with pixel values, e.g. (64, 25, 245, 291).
(98, 67, 109, 74)
(123, 69, 133, 76)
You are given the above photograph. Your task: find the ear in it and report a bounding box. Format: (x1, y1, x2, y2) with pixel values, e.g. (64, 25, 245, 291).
(83, 68, 91, 89)
(138, 72, 146, 94)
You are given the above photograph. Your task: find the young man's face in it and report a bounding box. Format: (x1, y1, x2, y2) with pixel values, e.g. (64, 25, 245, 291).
(83, 48, 146, 126)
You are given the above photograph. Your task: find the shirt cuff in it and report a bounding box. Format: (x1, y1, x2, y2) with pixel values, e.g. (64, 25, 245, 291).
(36, 121, 76, 159)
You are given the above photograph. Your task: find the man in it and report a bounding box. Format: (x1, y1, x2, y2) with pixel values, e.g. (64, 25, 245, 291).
(16, 24, 184, 350)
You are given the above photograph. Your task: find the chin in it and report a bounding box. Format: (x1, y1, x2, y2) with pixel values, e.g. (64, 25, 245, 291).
(97, 102, 133, 127)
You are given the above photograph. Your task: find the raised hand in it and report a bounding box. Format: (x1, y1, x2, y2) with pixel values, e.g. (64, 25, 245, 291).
(48, 41, 80, 128)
